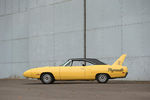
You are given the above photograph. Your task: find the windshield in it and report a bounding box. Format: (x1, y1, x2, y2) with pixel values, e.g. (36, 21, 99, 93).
(60, 60, 72, 66)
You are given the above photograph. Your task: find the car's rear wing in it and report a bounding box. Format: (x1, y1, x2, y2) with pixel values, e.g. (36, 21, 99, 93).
(112, 54, 127, 66)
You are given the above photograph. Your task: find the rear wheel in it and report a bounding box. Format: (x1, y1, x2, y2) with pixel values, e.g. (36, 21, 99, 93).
(96, 74, 109, 83)
(40, 73, 54, 84)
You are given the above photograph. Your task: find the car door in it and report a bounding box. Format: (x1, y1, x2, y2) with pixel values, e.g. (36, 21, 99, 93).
(84, 62, 96, 80)
(60, 60, 85, 80)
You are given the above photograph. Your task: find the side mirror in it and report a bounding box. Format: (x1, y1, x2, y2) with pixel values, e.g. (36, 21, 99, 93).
(82, 64, 85, 66)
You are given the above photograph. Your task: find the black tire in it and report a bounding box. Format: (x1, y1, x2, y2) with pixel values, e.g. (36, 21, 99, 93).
(40, 73, 55, 84)
(96, 74, 109, 83)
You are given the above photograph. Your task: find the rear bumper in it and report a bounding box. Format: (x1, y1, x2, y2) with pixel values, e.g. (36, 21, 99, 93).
(124, 72, 128, 78)
(111, 72, 128, 79)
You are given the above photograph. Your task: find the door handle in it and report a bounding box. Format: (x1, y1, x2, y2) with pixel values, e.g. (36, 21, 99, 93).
(80, 68, 84, 70)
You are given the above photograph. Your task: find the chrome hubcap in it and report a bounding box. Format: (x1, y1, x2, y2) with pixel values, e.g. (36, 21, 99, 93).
(43, 74, 51, 83)
(99, 74, 107, 82)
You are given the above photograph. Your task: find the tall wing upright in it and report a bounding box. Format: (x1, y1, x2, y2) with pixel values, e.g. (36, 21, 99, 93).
(112, 54, 127, 66)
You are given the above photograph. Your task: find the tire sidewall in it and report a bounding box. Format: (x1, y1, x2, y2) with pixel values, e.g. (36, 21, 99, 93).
(97, 74, 109, 83)
(41, 73, 54, 84)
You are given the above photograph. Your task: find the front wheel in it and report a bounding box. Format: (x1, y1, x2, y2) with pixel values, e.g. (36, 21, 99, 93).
(40, 73, 55, 84)
(96, 74, 109, 83)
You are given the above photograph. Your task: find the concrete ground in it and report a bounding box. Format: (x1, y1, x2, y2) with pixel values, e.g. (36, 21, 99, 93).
(0, 79, 150, 100)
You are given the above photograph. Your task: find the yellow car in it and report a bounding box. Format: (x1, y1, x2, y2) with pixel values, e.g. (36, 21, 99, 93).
(23, 54, 128, 84)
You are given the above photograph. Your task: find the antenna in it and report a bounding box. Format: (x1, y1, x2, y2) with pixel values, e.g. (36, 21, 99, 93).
(84, 0, 86, 59)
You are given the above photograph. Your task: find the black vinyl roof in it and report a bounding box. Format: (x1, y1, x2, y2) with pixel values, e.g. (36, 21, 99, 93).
(69, 58, 107, 65)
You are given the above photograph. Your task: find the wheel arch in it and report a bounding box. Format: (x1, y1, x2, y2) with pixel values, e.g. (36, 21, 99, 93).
(95, 73, 111, 80)
(40, 72, 55, 80)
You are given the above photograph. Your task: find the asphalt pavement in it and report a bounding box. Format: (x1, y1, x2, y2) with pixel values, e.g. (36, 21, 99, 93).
(0, 79, 150, 100)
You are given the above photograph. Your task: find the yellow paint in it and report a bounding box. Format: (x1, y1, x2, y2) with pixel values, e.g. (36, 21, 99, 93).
(23, 54, 128, 80)
(113, 54, 127, 66)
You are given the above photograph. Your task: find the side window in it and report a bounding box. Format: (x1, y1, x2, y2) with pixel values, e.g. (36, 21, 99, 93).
(64, 60, 94, 66)
(85, 62, 93, 66)
(72, 61, 85, 66)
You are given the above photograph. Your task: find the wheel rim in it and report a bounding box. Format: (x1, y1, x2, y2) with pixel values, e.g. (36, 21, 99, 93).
(98, 74, 107, 82)
(43, 74, 52, 83)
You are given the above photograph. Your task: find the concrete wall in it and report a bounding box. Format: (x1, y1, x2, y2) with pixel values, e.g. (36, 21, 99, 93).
(87, 0, 150, 80)
(0, 0, 150, 80)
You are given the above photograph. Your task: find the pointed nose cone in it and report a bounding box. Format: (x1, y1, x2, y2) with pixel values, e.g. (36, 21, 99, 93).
(23, 70, 31, 78)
